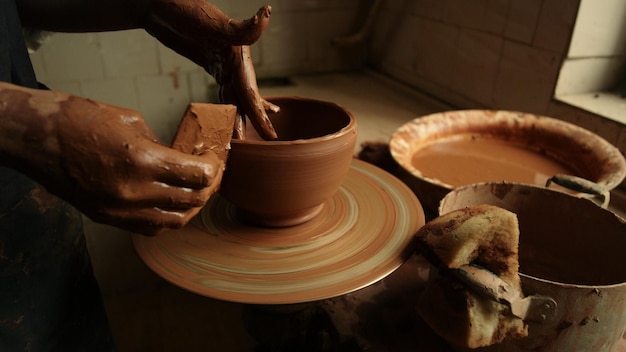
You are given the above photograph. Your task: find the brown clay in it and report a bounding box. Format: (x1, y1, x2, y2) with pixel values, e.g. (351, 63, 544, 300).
(219, 96, 358, 227)
(410, 137, 575, 187)
(356, 141, 400, 174)
(171, 102, 237, 162)
(146, 3, 271, 47)
(170, 103, 237, 220)
(220, 45, 279, 141)
(390, 110, 626, 212)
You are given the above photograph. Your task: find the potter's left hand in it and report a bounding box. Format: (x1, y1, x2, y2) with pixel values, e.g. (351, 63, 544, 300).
(142, 1, 279, 140)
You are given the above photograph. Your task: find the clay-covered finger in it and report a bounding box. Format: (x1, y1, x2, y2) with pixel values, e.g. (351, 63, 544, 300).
(227, 46, 277, 140)
(262, 98, 280, 113)
(159, 156, 222, 190)
(126, 180, 217, 208)
(93, 206, 201, 236)
(229, 5, 272, 45)
(150, 146, 223, 189)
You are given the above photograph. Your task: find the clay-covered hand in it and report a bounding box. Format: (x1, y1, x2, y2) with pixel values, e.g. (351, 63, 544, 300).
(0, 83, 221, 235)
(143, 0, 278, 140)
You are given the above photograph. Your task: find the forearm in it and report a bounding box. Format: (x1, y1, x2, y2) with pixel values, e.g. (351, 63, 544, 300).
(0, 82, 226, 234)
(0, 82, 67, 182)
(16, 0, 270, 47)
(16, 0, 149, 32)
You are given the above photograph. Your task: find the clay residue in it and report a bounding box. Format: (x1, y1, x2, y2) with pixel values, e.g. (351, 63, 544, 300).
(490, 183, 514, 200)
(220, 45, 279, 140)
(142, 3, 278, 140)
(171, 103, 237, 163)
(415, 204, 527, 348)
(410, 137, 576, 188)
(146, 3, 272, 48)
(27, 185, 60, 213)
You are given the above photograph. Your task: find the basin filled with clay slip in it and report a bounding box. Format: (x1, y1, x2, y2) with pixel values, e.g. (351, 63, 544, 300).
(389, 110, 626, 212)
(219, 96, 357, 227)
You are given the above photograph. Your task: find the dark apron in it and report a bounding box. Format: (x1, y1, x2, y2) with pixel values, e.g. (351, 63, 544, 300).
(0, 0, 115, 350)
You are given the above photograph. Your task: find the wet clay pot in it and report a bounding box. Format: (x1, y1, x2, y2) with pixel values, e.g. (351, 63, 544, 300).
(439, 183, 626, 352)
(219, 96, 357, 227)
(389, 110, 626, 213)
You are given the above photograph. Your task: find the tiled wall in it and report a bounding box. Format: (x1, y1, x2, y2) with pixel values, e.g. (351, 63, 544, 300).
(556, 0, 626, 95)
(367, 0, 626, 162)
(29, 0, 626, 154)
(368, 0, 577, 114)
(29, 0, 363, 144)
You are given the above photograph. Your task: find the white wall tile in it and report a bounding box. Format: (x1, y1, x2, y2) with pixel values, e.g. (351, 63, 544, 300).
(493, 41, 561, 113)
(208, 0, 233, 14)
(410, 0, 446, 21)
(556, 57, 626, 95)
(367, 7, 398, 65)
(45, 81, 82, 96)
(482, 0, 510, 35)
(136, 74, 191, 145)
(28, 50, 48, 83)
(259, 12, 308, 70)
(39, 33, 105, 83)
(99, 30, 159, 78)
(413, 19, 459, 87)
(157, 41, 202, 74)
(534, 0, 580, 53)
(187, 71, 216, 103)
(504, 0, 542, 44)
(279, 0, 342, 11)
(569, 0, 626, 57)
(444, 0, 488, 29)
(450, 29, 503, 106)
(379, 14, 421, 74)
(80, 78, 141, 112)
(308, 9, 361, 71)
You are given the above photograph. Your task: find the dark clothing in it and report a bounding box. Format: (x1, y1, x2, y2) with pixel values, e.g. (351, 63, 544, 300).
(0, 0, 116, 350)
(0, 0, 37, 88)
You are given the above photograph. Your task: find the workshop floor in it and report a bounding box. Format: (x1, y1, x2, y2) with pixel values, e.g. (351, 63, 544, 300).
(87, 71, 626, 351)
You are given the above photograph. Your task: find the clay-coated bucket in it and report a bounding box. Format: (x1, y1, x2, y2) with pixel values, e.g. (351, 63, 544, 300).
(439, 183, 626, 352)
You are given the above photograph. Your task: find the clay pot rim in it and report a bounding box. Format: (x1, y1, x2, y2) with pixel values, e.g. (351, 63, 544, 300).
(389, 109, 626, 191)
(232, 96, 357, 146)
(440, 180, 626, 288)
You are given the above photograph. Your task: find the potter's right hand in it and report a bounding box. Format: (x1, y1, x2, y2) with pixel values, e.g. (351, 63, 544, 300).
(0, 82, 220, 235)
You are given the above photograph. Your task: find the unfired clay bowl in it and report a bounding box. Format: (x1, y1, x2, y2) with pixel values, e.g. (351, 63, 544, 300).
(219, 96, 358, 227)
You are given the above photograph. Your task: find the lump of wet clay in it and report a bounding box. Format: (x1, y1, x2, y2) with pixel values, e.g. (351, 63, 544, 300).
(415, 204, 528, 349)
(171, 103, 236, 220)
(171, 103, 237, 163)
(355, 141, 399, 174)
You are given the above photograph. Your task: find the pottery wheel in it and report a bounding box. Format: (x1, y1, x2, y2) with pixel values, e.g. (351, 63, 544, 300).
(132, 159, 425, 304)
